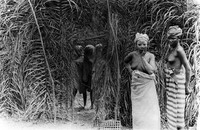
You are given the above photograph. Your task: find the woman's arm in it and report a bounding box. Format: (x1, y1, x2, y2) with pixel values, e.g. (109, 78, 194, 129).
(149, 54, 157, 71)
(124, 52, 133, 64)
(177, 47, 191, 93)
(124, 52, 133, 73)
(142, 53, 157, 74)
(126, 64, 132, 74)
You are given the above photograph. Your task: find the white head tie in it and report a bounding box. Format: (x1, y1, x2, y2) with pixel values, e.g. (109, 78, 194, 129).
(134, 33, 149, 43)
(167, 25, 182, 38)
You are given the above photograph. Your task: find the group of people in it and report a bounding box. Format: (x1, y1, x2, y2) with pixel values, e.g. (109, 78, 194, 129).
(124, 25, 192, 130)
(72, 25, 192, 130)
(72, 43, 103, 110)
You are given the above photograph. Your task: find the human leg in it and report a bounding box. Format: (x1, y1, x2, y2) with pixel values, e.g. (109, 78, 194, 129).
(83, 90, 87, 108)
(90, 90, 93, 109)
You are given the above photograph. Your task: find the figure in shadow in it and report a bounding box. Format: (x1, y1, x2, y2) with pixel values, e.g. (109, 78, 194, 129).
(72, 45, 95, 109)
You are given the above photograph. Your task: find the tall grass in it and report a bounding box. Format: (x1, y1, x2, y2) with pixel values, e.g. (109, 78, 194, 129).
(0, 0, 54, 121)
(27, 0, 57, 122)
(0, 0, 78, 122)
(0, 0, 199, 128)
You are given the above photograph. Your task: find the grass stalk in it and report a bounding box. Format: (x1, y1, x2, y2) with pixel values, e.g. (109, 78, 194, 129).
(27, 0, 57, 123)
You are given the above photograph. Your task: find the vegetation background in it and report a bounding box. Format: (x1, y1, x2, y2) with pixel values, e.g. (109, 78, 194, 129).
(0, 0, 199, 129)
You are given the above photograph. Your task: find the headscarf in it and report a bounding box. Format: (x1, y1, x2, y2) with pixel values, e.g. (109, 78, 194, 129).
(167, 25, 182, 38)
(134, 33, 149, 43)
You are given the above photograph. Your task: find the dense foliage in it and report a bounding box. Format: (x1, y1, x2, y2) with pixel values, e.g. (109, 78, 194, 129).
(0, 0, 199, 128)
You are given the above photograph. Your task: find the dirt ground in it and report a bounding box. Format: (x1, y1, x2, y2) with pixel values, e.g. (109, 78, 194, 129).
(70, 91, 97, 129)
(71, 92, 131, 130)
(0, 92, 170, 130)
(0, 92, 108, 130)
(1, 91, 197, 130)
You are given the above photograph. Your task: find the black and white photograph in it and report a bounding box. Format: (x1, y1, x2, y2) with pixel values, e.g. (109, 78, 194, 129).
(0, 0, 200, 130)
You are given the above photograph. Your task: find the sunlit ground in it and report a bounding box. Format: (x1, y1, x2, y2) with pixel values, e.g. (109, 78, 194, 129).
(0, 90, 199, 130)
(0, 117, 95, 130)
(193, 0, 200, 5)
(0, 92, 96, 130)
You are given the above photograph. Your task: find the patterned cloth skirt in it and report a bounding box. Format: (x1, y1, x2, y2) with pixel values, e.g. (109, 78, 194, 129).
(164, 67, 186, 130)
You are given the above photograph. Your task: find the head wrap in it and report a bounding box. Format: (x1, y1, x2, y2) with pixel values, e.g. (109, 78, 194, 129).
(167, 25, 182, 38)
(134, 33, 149, 43)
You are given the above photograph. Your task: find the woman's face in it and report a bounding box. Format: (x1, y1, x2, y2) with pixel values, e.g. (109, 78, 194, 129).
(168, 37, 178, 48)
(136, 40, 148, 55)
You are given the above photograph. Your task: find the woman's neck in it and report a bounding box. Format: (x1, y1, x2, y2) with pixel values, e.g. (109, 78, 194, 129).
(170, 42, 180, 51)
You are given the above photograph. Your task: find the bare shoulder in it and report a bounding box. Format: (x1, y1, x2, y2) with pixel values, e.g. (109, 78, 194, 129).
(146, 52, 155, 58)
(129, 51, 137, 55)
(126, 51, 137, 57)
(177, 46, 186, 55)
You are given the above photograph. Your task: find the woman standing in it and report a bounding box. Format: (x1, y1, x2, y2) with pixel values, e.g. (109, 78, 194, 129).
(164, 25, 191, 130)
(124, 33, 160, 130)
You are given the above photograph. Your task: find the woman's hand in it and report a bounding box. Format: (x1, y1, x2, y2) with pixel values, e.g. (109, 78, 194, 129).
(141, 57, 154, 74)
(185, 82, 191, 95)
(139, 49, 147, 56)
(126, 64, 132, 74)
(142, 53, 158, 73)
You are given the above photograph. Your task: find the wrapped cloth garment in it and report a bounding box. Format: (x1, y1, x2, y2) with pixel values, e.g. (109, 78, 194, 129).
(134, 33, 149, 43)
(131, 70, 160, 130)
(164, 67, 186, 130)
(167, 25, 182, 38)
